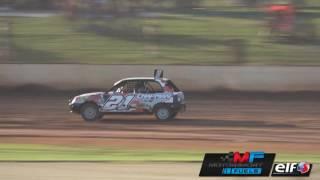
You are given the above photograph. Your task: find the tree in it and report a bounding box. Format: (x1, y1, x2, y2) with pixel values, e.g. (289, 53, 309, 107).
(8, 0, 61, 10)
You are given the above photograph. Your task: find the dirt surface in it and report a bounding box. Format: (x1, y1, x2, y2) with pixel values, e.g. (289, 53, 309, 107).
(0, 162, 318, 180)
(0, 92, 319, 153)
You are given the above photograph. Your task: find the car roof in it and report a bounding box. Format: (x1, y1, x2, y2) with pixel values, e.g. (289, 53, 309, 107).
(122, 77, 168, 81)
(113, 77, 169, 86)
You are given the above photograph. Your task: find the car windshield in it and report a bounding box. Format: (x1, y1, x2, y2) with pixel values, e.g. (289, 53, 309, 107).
(110, 81, 137, 93)
(109, 80, 164, 93)
(109, 81, 124, 92)
(109, 79, 180, 93)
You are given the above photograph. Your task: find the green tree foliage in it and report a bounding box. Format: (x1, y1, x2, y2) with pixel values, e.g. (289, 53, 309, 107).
(0, 0, 63, 10)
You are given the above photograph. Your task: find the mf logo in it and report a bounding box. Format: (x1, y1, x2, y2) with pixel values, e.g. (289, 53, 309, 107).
(225, 152, 265, 163)
(200, 152, 275, 177)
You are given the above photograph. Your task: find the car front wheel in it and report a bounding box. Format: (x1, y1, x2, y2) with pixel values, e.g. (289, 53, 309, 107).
(80, 103, 102, 122)
(154, 105, 173, 121)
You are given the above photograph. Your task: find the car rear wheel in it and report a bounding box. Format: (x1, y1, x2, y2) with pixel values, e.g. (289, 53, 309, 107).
(155, 105, 172, 121)
(80, 103, 102, 122)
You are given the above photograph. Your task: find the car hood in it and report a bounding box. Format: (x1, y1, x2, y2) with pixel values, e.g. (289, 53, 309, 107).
(73, 92, 105, 105)
(78, 92, 105, 98)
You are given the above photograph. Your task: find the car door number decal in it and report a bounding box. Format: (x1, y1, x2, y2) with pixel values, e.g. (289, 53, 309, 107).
(103, 95, 135, 110)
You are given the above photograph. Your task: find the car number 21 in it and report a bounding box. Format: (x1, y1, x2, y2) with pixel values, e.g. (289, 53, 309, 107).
(103, 95, 135, 110)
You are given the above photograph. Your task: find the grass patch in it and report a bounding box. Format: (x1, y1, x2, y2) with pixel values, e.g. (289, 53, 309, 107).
(0, 143, 319, 163)
(0, 144, 201, 162)
(1, 7, 319, 65)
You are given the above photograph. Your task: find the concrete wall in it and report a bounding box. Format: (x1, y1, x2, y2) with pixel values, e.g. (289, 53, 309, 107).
(0, 64, 320, 92)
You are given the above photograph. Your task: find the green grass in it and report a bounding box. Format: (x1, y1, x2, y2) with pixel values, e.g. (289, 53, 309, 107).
(1, 6, 320, 65)
(0, 144, 319, 163)
(0, 144, 202, 162)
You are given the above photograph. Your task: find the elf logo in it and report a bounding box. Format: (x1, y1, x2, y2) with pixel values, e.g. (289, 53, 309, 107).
(272, 162, 312, 176)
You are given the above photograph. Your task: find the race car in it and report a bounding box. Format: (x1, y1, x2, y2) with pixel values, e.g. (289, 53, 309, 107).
(69, 70, 186, 121)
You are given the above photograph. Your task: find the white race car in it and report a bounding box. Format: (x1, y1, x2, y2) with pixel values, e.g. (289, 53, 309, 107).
(69, 70, 186, 121)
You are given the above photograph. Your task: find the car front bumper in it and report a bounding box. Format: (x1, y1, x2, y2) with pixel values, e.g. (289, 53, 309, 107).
(69, 102, 82, 114)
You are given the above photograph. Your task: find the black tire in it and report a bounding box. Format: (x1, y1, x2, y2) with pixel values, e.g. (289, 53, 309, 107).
(80, 103, 102, 122)
(154, 105, 173, 121)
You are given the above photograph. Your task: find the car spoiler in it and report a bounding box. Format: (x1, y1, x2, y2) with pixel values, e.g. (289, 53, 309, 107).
(154, 69, 164, 79)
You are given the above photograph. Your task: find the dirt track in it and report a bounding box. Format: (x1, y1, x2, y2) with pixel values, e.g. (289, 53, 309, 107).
(0, 92, 319, 153)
